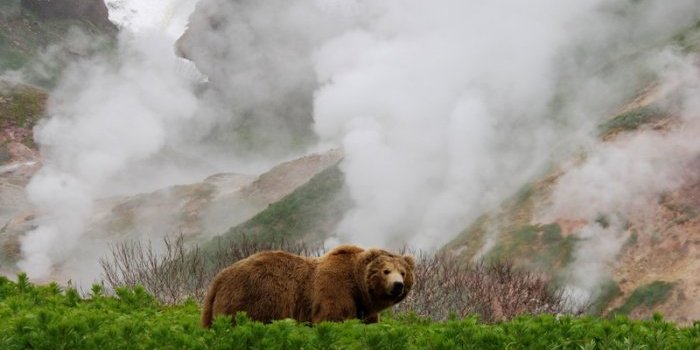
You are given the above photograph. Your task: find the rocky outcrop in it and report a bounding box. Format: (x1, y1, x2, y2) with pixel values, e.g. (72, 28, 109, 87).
(175, 0, 349, 157)
(21, 0, 116, 31)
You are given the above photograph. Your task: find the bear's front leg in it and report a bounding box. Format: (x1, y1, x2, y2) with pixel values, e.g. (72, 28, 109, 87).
(363, 313, 379, 324)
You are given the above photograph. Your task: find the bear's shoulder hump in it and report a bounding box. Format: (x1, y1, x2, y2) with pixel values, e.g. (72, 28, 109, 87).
(327, 244, 365, 256)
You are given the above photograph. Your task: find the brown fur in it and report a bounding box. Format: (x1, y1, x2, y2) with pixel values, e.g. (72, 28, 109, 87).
(201, 244, 415, 327)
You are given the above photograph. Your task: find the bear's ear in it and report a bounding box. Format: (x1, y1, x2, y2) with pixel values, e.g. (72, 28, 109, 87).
(403, 255, 416, 270)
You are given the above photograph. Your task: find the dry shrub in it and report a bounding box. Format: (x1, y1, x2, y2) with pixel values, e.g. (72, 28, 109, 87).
(100, 235, 319, 304)
(101, 238, 577, 321)
(393, 251, 575, 322)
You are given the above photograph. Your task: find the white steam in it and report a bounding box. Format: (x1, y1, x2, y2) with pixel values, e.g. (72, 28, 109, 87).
(313, 0, 700, 249)
(19, 30, 200, 280)
(545, 51, 700, 301)
(106, 0, 198, 38)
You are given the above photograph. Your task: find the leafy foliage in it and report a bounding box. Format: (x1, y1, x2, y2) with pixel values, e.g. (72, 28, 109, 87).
(1, 275, 699, 349)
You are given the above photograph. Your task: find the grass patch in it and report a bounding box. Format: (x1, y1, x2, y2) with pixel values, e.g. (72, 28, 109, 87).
(487, 223, 575, 271)
(598, 105, 666, 137)
(541, 223, 562, 243)
(610, 281, 675, 317)
(515, 183, 534, 206)
(673, 19, 700, 53)
(0, 32, 29, 71)
(513, 225, 539, 244)
(0, 84, 47, 127)
(663, 202, 698, 227)
(590, 280, 623, 316)
(623, 230, 639, 250)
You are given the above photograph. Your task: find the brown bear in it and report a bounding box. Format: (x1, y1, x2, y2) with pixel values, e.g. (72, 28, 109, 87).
(201, 244, 415, 327)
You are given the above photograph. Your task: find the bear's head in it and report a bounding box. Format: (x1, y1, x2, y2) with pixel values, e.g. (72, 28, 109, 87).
(363, 250, 416, 306)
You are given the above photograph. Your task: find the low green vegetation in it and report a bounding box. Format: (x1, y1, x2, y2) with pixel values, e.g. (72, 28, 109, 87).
(662, 201, 698, 227)
(442, 214, 490, 259)
(513, 224, 539, 244)
(0, 83, 46, 148)
(1, 275, 699, 349)
(610, 281, 676, 317)
(0, 32, 29, 71)
(487, 223, 576, 271)
(0, 84, 46, 127)
(598, 105, 666, 137)
(514, 183, 534, 206)
(673, 19, 700, 53)
(541, 223, 563, 243)
(590, 280, 623, 316)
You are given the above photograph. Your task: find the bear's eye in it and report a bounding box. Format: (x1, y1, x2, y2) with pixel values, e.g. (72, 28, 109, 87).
(401, 272, 405, 276)
(383, 270, 390, 275)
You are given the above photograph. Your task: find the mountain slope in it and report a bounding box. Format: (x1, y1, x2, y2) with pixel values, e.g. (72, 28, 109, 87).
(0, 0, 116, 84)
(445, 74, 700, 323)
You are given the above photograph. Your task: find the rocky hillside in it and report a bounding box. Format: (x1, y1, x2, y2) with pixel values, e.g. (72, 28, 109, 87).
(0, 82, 45, 269)
(0, 147, 342, 271)
(445, 94, 699, 323)
(1, 0, 116, 270)
(19, 0, 115, 30)
(443, 21, 700, 323)
(0, 0, 116, 82)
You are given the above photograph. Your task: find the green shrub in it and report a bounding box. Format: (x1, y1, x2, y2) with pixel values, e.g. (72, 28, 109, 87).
(1, 277, 699, 349)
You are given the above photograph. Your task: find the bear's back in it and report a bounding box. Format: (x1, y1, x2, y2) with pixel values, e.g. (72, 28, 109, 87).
(210, 250, 317, 323)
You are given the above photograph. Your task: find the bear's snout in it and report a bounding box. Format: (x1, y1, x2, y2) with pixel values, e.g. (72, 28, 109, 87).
(391, 281, 404, 296)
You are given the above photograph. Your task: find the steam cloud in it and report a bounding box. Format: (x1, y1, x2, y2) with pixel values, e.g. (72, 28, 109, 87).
(19, 30, 201, 281)
(14, 0, 700, 288)
(312, 0, 700, 249)
(543, 51, 700, 302)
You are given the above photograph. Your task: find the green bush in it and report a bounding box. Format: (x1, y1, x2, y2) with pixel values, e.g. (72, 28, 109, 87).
(2, 275, 699, 349)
